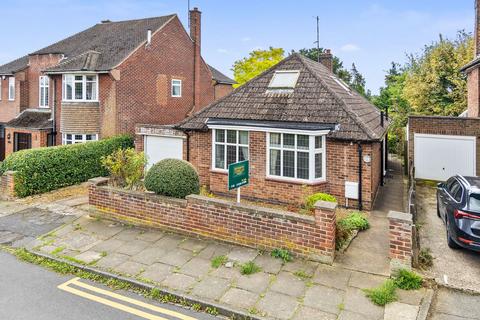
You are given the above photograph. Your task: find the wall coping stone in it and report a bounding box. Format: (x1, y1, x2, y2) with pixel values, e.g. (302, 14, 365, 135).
(409, 115, 480, 121)
(314, 200, 338, 211)
(387, 210, 413, 223)
(186, 194, 316, 224)
(88, 177, 109, 186)
(98, 185, 188, 207)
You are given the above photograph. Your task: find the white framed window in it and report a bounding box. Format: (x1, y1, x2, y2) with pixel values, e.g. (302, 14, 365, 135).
(267, 132, 326, 182)
(171, 79, 182, 97)
(212, 129, 249, 170)
(268, 70, 300, 88)
(8, 77, 15, 101)
(62, 133, 98, 145)
(39, 76, 49, 107)
(62, 74, 98, 102)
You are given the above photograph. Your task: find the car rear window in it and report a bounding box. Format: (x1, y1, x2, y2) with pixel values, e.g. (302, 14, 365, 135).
(469, 193, 480, 211)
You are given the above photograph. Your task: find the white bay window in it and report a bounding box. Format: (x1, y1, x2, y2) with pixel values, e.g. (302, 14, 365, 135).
(63, 74, 98, 102)
(212, 129, 249, 170)
(267, 132, 326, 182)
(62, 133, 98, 145)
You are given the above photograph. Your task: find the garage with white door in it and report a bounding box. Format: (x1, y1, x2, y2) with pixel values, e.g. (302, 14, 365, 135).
(136, 125, 185, 169)
(414, 133, 476, 181)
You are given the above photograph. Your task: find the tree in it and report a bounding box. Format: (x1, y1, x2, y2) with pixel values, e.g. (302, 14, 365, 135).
(297, 47, 352, 83)
(403, 31, 474, 116)
(350, 63, 370, 99)
(232, 47, 285, 88)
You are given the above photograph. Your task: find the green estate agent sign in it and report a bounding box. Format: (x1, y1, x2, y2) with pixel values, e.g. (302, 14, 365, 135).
(228, 160, 249, 191)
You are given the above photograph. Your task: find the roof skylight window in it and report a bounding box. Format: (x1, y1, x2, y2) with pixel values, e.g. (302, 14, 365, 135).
(268, 70, 300, 89)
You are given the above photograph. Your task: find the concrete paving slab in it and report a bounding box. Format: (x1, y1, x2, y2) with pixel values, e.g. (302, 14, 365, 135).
(313, 265, 351, 290)
(293, 306, 337, 320)
(384, 302, 418, 320)
(81, 220, 123, 239)
(157, 248, 194, 267)
(112, 229, 142, 241)
(179, 257, 212, 278)
(115, 260, 147, 276)
(135, 230, 165, 242)
(115, 240, 150, 256)
(95, 252, 130, 269)
(348, 271, 386, 289)
(162, 273, 197, 292)
(74, 250, 103, 264)
(152, 234, 185, 250)
(130, 246, 168, 265)
(337, 310, 371, 320)
(210, 265, 240, 280)
(281, 259, 318, 276)
(253, 254, 283, 274)
(196, 242, 232, 260)
(396, 288, 426, 306)
(343, 287, 383, 319)
(303, 285, 344, 315)
(178, 238, 208, 253)
(269, 271, 306, 297)
(220, 288, 258, 311)
(140, 263, 173, 283)
(227, 247, 259, 263)
(434, 288, 480, 319)
(257, 291, 298, 320)
(57, 232, 100, 252)
(191, 276, 231, 301)
(235, 272, 271, 294)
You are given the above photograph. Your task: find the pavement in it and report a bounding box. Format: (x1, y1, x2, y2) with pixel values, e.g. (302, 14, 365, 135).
(0, 250, 215, 320)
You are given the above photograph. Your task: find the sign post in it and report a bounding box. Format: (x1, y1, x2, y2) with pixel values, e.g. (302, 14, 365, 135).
(228, 160, 249, 203)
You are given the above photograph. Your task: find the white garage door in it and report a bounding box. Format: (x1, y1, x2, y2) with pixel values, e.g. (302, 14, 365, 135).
(414, 133, 476, 181)
(144, 135, 183, 169)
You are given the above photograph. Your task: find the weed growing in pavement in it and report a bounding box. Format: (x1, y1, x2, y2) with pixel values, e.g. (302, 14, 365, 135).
(293, 269, 312, 279)
(418, 248, 433, 269)
(148, 288, 162, 300)
(393, 269, 423, 290)
(240, 261, 261, 275)
(192, 303, 202, 312)
(271, 248, 293, 263)
(363, 279, 397, 306)
(100, 251, 107, 257)
(205, 307, 218, 316)
(211, 255, 228, 268)
(50, 246, 65, 255)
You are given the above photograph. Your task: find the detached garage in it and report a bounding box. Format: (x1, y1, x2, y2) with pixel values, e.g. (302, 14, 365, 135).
(135, 125, 185, 168)
(408, 116, 480, 182)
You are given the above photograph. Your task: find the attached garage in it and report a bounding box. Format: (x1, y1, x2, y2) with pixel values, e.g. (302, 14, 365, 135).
(414, 133, 476, 181)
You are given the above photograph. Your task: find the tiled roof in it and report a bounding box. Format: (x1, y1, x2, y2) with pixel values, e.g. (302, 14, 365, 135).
(177, 53, 388, 141)
(0, 56, 29, 75)
(208, 65, 235, 84)
(6, 109, 53, 130)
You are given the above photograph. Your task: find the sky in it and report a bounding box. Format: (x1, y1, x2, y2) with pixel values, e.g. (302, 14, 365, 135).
(0, 0, 474, 94)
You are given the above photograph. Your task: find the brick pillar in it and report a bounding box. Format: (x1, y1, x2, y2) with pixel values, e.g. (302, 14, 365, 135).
(0, 171, 16, 200)
(388, 210, 413, 272)
(314, 200, 337, 264)
(88, 177, 109, 205)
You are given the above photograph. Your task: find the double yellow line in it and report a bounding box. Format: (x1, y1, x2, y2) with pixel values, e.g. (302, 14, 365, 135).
(58, 277, 197, 320)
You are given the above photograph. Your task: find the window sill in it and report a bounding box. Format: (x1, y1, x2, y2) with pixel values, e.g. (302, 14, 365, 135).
(265, 176, 327, 186)
(210, 169, 228, 175)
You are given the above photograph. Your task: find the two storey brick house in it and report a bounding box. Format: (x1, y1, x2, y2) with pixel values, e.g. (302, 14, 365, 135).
(0, 8, 233, 160)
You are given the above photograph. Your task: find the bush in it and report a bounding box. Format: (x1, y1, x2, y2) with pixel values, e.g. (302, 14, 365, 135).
(144, 159, 199, 198)
(101, 148, 146, 190)
(304, 192, 337, 211)
(363, 280, 397, 306)
(393, 269, 423, 290)
(338, 212, 370, 231)
(0, 135, 133, 197)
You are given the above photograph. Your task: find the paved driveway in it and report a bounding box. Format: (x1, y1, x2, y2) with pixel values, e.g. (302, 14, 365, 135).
(416, 184, 480, 292)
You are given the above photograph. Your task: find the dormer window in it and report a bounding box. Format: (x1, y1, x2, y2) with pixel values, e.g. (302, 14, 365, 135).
(268, 70, 300, 89)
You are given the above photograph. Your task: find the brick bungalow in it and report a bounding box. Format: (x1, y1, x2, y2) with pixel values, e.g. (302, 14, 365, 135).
(141, 53, 389, 210)
(0, 8, 233, 160)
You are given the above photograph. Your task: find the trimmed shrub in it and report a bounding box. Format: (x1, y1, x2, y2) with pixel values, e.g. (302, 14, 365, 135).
(144, 159, 199, 198)
(338, 211, 370, 231)
(101, 148, 146, 190)
(305, 192, 337, 211)
(0, 135, 133, 197)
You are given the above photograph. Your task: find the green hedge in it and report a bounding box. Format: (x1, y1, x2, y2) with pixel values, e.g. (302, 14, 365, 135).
(0, 135, 133, 197)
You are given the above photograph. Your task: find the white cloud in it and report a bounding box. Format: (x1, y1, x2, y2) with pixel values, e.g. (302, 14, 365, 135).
(217, 48, 229, 54)
(340, 44, 360, 52)
(241, 37, 251, 42)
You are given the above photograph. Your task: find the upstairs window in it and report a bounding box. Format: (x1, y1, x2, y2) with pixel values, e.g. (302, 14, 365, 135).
(8, 77, 15, 101)
(171, 79, 182, 97)
(268, 70, 300, 89)
(62, 133, 98, 145)
(39, 76, 49, 107)
(63, 74, 98, 102)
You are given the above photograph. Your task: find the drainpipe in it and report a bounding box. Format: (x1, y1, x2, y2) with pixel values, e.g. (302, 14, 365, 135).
(380, 139, 384, 186)
(51, 76, 57, 145)
(186, 131, 190, 161)
(358, 142, 363, 211)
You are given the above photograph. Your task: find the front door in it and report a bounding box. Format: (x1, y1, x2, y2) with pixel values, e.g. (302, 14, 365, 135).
(14, 132, 32, 152)
(0, 124, 5, 160)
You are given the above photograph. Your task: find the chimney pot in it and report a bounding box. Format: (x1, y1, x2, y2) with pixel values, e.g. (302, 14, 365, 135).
(319, 49, 334, 73)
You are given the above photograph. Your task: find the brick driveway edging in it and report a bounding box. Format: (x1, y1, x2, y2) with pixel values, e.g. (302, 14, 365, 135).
(88, 177, 336, 264)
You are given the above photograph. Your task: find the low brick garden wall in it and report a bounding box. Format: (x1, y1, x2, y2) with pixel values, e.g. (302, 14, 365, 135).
(388, 210, 413, 271)
(89, 177, 337, 264)
(0, 171, 16, 200)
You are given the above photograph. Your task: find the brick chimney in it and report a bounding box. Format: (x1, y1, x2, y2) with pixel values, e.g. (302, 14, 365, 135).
(467, 0, 480, 117)
(476, 0, 480, 56)
(319, 49, 333, 73)
(190, 7, 201, 110)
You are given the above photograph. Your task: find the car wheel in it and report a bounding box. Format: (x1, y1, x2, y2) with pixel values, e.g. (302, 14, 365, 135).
(446, 220, 460, 249)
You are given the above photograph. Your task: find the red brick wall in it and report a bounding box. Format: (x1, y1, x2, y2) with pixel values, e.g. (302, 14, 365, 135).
(26, 54, 61, 108)
(214, 83, 234, 100)
(114, 16, 215, 135)
(388, 210, 413, 269)
(0, 75, 23, 123)
(0, 171, 15, 200)
(187, 130, 380, 210)
(467, 68, 480, 118)
(408, 116, 480, 174)
(89, 177, 336, 263)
